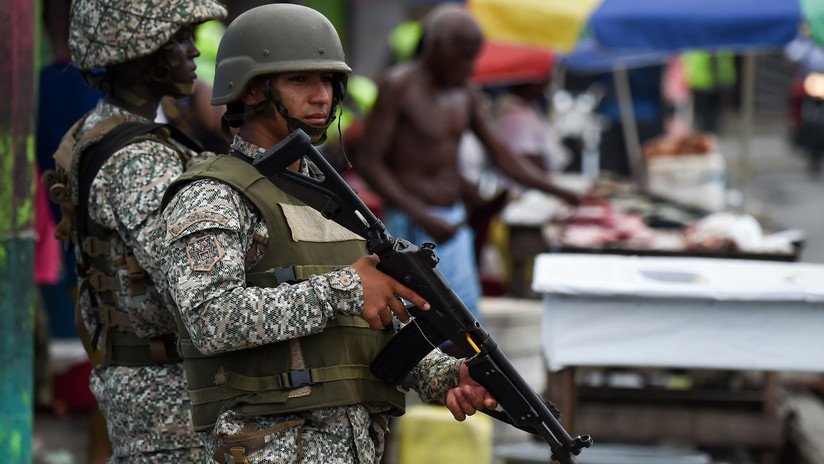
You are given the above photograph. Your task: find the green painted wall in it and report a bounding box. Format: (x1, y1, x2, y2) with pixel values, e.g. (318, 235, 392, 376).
(0, 238, 35, 464)
(0, 0, 36, 462)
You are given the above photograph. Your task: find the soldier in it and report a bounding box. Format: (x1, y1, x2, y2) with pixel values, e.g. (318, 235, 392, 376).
(160, 4, 497, 463)
(44, 0, 226, 461)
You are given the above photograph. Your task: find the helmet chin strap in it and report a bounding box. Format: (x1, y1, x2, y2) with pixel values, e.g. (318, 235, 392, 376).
(274, 101, 333, 145)
(222, 77, 343, 145)
(173, 82, 195, 95)
(264, 79, 339, 146)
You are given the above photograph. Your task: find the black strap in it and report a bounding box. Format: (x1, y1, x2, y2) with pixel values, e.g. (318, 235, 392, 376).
(106, 331, 182, 367)
(164, 123, 205, 153)
(76, 122, 163, 347)
(76, 121, 201, 241)
(75, 121, 202, 350)
(228, 149, 252, 163)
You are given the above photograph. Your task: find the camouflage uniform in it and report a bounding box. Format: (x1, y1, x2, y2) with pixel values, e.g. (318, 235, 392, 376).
(69, 100, 209, 461)
(162, 135, 463, 463)
(57, 0, 226, 461)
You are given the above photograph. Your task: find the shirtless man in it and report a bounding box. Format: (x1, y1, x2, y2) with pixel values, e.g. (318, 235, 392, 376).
(356, 4, 579, 318)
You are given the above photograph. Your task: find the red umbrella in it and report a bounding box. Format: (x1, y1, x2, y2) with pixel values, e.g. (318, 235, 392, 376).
(471, 41, 555, 86)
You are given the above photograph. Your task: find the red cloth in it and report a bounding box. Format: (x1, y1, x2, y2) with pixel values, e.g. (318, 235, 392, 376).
(52, 361, 97, 412)
(472, 41, 555, 86)
(34, 167, 62, 285)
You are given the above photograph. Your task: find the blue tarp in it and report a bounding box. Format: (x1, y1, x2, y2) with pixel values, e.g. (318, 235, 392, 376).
(561, 38, 668, 74)
(590, 0, 802, 52)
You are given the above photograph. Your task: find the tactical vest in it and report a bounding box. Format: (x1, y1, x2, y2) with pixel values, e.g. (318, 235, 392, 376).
(162, 155, 405, 431)
(44, 116, 200, 367)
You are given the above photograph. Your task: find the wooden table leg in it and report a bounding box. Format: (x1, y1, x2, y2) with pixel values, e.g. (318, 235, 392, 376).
(507, 225, 546, 298)
(759, 371, 782, 464)
(554, 367, 577, 431)
(762, 371, 779, 414)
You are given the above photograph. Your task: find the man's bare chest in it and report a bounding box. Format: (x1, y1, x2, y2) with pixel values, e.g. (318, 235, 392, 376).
(402, 91, 470, 138)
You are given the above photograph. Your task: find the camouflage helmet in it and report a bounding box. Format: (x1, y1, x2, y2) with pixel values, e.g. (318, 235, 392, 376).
(69, 0, 227, 71)
(212, 4, 351, 105)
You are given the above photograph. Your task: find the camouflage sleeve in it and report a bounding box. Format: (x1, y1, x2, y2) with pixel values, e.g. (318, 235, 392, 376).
(90, 139, 184, 292)
(410, 349, 462, 403)
(163, 179, 365, 355)
(186, 150, 216, 167)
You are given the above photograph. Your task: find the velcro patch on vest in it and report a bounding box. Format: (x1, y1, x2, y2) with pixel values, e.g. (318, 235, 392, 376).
(187, 235, 224, 272)
(280, 204, 364, 243)
(169, 208, 232, 237)
(53, 120, 82, 172)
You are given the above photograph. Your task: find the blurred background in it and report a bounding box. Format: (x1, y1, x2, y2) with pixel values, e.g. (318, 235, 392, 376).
(2, 0, 824, 463)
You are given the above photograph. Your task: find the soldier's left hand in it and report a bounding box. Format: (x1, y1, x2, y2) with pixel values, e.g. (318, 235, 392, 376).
(445, 361, 498, 421)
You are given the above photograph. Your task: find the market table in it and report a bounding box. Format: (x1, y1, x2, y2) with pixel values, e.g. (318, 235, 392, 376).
(499, 178, 803, 298)
(532, 254, 824, 463)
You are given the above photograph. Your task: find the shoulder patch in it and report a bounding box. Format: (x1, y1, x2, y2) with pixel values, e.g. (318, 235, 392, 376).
(169, 208, 232, 237)
(186, 235, 224, 272)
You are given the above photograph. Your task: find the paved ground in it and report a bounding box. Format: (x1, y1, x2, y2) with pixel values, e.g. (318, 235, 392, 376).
(33, 411, 91, 464)
(717, 113, 823, 264)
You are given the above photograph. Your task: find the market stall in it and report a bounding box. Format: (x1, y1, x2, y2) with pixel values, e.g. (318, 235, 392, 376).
(498, 168, 804, 297)
(531, 253, 824, 463)
(549, 181, 803, 261)
(468, 0, 824, 193)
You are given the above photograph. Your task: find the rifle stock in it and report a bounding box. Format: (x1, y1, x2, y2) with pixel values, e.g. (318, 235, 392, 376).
(252, 130, 592, 463)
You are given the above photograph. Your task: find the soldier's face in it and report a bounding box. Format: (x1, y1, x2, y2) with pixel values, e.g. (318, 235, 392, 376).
(269, 72, 335, 142)
(161, 25, 201, 97)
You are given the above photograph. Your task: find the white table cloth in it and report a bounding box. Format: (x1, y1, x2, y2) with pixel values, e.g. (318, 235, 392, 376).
(533, 254, 824, 372)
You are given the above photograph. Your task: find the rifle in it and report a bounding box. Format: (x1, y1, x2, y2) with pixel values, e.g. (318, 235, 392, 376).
(252, 129, 593, 463)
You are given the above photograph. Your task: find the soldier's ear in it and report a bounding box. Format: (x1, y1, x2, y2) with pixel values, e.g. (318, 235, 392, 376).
(241, 77, 267, 105)
(241, 86, 261, 105)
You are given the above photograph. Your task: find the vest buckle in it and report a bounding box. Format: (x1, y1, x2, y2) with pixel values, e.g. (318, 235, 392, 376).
(223, 447, 251, 464)
(82, 236, 111, 257)
(280, 369, 314, 389)
(273, 265, 297, 284)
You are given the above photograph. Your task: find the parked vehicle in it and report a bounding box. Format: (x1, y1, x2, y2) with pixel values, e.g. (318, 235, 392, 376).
(792, 71, 824, 177)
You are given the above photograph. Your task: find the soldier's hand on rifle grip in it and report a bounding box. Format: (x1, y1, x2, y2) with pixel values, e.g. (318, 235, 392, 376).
(446, 361, 498, 421)
(351, 254, 431, 329)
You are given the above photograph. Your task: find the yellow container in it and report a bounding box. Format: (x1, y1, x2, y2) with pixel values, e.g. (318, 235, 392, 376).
(397, 404, 493, 464)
